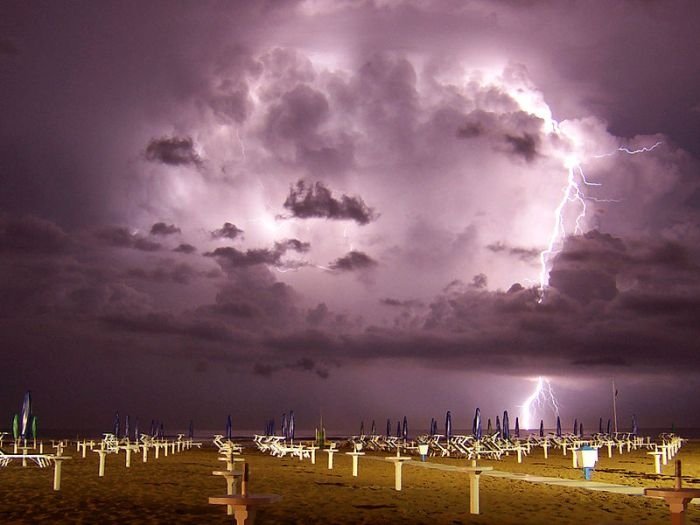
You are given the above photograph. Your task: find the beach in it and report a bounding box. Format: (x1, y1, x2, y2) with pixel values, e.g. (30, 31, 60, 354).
(2, 438, 700, 524)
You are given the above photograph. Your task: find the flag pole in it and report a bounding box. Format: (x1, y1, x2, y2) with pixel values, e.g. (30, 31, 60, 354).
(612, 379, 618, 434)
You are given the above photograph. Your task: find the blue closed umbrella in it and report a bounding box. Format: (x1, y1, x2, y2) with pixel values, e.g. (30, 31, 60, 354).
(599, 417, 603, 434)
(487, 418, 493, 434)
(473, 408, 482, 439)
(114, 411, 120, 437)
(124, 415, 130, 440)
(503, 411, 510, 440)
(632, 415, 638, 435)
(430, 418, 435, 436)
(20, 391, 32, 440)
(402, 416, 408, 440)
(607, 419, 611, 435)
(134, 418, 140, 441)
(496, 415, 501, 438)
(371, 420, 376, 436)
(539, 419, 544, 437)
(396, 421, 401, 438)
(445, 411, 452, 439)
(188, 420, 193, 439)
(150, 420, 156, 437)
(514, 417, 520, 438)
(289, 411, 295, 441)
(226, 415, 232, 440)
(386, 418, 391, 437)
(556, 416, 562, 437)
(159, 422, 164, 438)
(360, 420, 364, 436)
(579, 422, 583, 437)
(281, 413, 288, 438)
(573, 418, 578, 436)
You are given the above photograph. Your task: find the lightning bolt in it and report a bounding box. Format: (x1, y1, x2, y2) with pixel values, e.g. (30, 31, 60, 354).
(537, 141, 663, 302)
(519, 376, 560, 430)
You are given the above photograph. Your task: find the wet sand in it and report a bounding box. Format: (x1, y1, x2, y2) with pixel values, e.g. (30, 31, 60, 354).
(2, 438, 700, 524)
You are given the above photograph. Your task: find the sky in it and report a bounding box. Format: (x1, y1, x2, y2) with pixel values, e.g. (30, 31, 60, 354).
(2, 0, 700, 436)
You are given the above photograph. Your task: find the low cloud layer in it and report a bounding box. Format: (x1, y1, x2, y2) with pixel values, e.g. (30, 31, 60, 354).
(3, 1, 700, 430)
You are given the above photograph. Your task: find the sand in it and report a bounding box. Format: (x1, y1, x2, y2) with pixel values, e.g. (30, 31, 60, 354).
(2, 438, 700, 524)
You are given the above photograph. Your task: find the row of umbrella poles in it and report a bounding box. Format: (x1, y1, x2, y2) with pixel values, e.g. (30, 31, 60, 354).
(112, 412, 195, 440)
(262, 412, 296, 440)
(357, 409, 640, 440)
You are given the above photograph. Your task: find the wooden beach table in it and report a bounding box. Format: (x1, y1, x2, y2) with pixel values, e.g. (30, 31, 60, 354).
(213, 469, 244, 515)
(346, 451, 365, 477)
(645, 460, 700, 525)
(384, 455, 412, 491)
(209, 494, 281, 525)
(464, 462, 493, 515)
(325, 447, 338, 469)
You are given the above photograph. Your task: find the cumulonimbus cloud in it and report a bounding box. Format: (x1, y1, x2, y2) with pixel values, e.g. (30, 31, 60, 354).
(282, 180, 378, 225)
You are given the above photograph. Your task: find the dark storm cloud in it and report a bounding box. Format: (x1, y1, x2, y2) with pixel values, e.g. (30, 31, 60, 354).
(205, 238, 310, 270)
(329, 251, 377, 272)
(173, 243, 197, 254)
(457, 109, 544, 162)
(150, 222, 181, 236)
(211, 222, 244, 240)
(487, 241, 540, 262)
(0, 215, 68, 253)
(126, 261, 198, 285)
(282, 180, 378, 225)
(95, 226, 161, 252)
(144, 136, 202, 167)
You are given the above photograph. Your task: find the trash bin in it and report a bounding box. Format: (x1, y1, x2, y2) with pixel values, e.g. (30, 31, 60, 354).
(418, 443, 429, 462)
(580, 445, 598, 480)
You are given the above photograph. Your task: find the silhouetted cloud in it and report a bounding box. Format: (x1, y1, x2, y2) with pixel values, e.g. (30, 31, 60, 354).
(329, 250, 377, 271)
(95, 226, 160, 251)
(283, 180, 377, 225)
(145, 136, 202, 167)
(150, 222, 181, 236)
(173, 243, 197, 254)
(211, 222, 244, 240)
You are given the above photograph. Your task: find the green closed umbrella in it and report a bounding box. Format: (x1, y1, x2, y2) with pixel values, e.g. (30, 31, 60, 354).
(12, 414, 19, 440)
(31, 415, 37, 439)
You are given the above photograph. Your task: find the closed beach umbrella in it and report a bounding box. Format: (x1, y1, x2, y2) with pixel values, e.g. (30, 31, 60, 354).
(386, 418, 391, 437)
(607, 419, 611, 435)
(124, 415, 130, 440)
(556, 416, 562, 437)
(632, 415, 638, 435)
(402, 416, 408, 440)
(573, 418, 577, 436)
(281, 413, 288, 439)
(445, 411, 452, 439)
(539, 419, 544, 438)
(514, 417, 520, 438)
(599, 417, 603, 434)
(495, 416, 501, 438)
(289, 411, 295, 441)
(134, 419, 140, 441)
(396, 421, 401, 438)
(473, 408, 482, 439)
(360, 420, 364, 436)
(226, 415, 232, 440)
(487, 418, 492, 434)
(20, 391, 32, 440)
(579, 422, 583, 437)
(150, 420, 156, 437)
(159, 422, 164, 438)
(113, 411, 120, 437)
(12, 414, 19, 440)
(371, 420, 376, 436)
(503, 411, 510, 440)
(429, 417, 435, 436)
(31, 415, 37, 440)
(188, 420, 193, 439)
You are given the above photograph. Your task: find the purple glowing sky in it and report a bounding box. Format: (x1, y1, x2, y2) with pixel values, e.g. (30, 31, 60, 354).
(2, 1, 700, 434)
